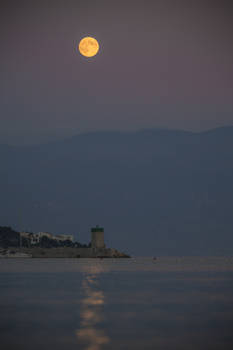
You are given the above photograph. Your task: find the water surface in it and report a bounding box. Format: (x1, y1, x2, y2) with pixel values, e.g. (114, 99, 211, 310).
(1, 257, 233, 350)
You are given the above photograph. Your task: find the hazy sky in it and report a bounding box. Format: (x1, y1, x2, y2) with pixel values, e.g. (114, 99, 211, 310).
(1, 0, 233, 144)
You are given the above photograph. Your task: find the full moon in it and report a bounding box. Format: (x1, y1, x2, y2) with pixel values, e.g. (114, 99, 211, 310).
(79, 37, 99, 58)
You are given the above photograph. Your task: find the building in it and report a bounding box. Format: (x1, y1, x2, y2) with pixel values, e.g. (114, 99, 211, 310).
(20, 231, 74, 245)
(38, 232, 53, 239)
(30, 233, 40, 244)
(18, 225, 130, 258)
(91, 225, 105, 250)
(20, 232, 31, 239)
(55, 234, 74, 242)
(20, 232, 40, 245)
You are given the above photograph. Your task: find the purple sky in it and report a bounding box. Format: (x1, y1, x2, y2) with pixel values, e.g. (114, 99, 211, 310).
(1, 0, 233, 144)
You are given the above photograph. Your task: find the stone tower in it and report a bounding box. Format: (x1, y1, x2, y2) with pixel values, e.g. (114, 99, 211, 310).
(91, 225, 105, 249)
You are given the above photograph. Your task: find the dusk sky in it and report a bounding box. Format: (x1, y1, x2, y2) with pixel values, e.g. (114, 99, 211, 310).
(1, 0, 233, 144)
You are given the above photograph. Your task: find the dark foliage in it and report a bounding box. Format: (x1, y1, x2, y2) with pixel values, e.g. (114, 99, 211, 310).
(0, 226, 20, 248)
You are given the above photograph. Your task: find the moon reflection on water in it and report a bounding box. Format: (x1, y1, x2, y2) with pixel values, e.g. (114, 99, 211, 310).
(76, 263, 110, 350)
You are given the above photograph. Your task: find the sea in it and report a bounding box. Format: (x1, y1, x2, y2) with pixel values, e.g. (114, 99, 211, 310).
(1, 257, 233, 350)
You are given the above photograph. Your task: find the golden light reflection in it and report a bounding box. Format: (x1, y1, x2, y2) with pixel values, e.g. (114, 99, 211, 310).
(76, 263, 110, 350)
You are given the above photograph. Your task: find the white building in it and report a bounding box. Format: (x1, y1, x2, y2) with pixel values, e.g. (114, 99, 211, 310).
(20, 232, 31, 238)
(20, 231, 74, 244)
(38, 232, 53, 239)
(30, 233, 40, 244)
(20, 232, 40, 245)
(55, 234, 74, 242)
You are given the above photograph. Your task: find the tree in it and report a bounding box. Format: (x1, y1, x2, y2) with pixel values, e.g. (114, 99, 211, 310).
(0, 226, 20, 248)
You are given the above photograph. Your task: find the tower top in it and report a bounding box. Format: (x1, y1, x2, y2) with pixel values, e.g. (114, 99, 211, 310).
(91, 225, 104, 233)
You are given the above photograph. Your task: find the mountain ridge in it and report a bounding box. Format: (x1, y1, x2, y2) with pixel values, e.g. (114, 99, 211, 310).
(1, 126, 233, 255)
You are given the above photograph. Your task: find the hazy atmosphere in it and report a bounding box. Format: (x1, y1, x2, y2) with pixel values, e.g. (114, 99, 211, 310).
(1, 0, 233, 255)
(1, 2, 233, 350)
(1, 0, 233, 144)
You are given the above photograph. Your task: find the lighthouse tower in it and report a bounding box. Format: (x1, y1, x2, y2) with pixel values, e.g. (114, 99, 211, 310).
(91, 225, 105, 250)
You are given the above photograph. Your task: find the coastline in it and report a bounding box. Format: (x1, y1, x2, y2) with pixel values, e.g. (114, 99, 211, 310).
(0, 247, 130, 258)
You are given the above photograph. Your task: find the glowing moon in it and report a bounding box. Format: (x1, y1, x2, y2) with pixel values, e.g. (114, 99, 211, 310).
(79, 37, 99, 58)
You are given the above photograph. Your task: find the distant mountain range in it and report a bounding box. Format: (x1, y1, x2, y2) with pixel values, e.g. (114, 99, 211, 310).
(1, 126, 233, 255)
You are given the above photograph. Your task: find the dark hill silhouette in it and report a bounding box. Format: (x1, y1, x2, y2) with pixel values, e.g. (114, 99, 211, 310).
(1, 127, 233, 255)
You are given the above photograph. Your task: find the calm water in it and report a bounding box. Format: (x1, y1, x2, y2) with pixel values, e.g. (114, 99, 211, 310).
(1, 257, 233, 350)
